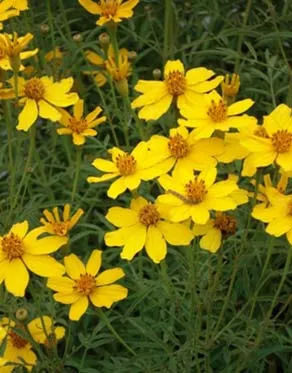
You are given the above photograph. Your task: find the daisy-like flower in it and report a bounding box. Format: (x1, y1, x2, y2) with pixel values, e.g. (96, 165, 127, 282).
(179, 90, 255, 139)
(0, 0, 22, 30)
(0, 317, 37, 372)
(131, 59, 223, 121)
(40, 204, 84, 237)
(147, 126, 224, 176)
(105, 196, 193, 263)
(0, 221, 66, 296)
(9, 76, 78, 131)
(157, 167, 240, 225)
(57, 99, 106, 145)
(240, 104, 292, 174)
(105, 47, 131, 96)
(47, 250, 128, 321)
(27, 316, 65, 348)
(87, 141, 172, 199)
(193, 212, 238, 253)
(78, 0, 139, 26)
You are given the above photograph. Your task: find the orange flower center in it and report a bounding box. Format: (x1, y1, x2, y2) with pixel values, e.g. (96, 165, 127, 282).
(207, 99, 227, 122)
(184, 179, 207, 204)
(168, 134, 189, 158)
(1, 233, 24, 261)
(214, 213, 237, 237)
(271, 130, 292, 153)
(68, 117, 88, 134)
(100, 0, 118, 16)
(74, 274, 96, 296)
(115, 153, 137, 175)
(254, 126, 269, 138)
(165, 71, 186, 96)
(24, 78, 45, 101)
(52, 222, 69, 236)
(139, 204, 160, 226)
(9, 330, 28, 349)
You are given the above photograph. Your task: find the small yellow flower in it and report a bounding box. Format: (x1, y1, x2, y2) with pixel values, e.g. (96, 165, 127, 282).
(40, 204, 84, 237)
(105, 196, 193, 263)
(79, 0, 139, 26)
(131, 59, 223, 120)
(0, 221, 66, 296)
(47, 250, 128, 321)
(57, 99, 106, 145)
(221, 73, 240, 102)
(27, 316, 65, 348)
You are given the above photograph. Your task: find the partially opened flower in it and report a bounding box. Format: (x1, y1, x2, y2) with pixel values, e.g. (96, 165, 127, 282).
(105, 196, 193, 263)
(27, 316, 65, 348)
(78, 0, 139, 26)
(57, 99, 106, 145)
(131, 59, 223, 120)
(47, 250, 128, 321)
(0, 221, 66, 296)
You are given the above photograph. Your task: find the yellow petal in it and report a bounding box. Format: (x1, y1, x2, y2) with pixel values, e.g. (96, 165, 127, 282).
(266, 216, 292, 237)
(17, 98, 38, 131)
(64, 254, 86, 279)
(96, 268, 125, 286)
(54, 292, 80, 304)
(22, 254, 65, 277)
(200, 228, 222, 253)
(164, 60, 185, 76)
(10, 221, 29, 239)
(106, 207, 138, 227)
(28, 316, 52, 344)
(89, 284, 128, 308)
(145, 226, 167, 263)
(120, 224, 146, 260)
(158, 221, 193, 245)
(86, 249, 102, 276)
(228, 99, 254, 116)
(24, 235, 67, 255)
(69, 296, 88, 321)
(38, 100, 61, 121)
(78, 0, 101, 14)
(4, 259, 29, 296)
(47, 276, 74, 292)
(107, 177, 128, 199)
(73, 99, 84, 120)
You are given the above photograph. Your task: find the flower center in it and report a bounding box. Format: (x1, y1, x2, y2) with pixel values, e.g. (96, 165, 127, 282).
(52, 222, 69, 236)
(214, 213, 237, 238)
(139, 204, 160, 226)
(9, 331, 28, 349)
(207, 99, 227, 122)
(115, 153, 137, 176)
(74, 274, 96, 296)
(168, 134, 189, 159)
(271, 130, 292, 153)
(24, 78, 45, 101)
(68, 117, 88, 134)
(254, 126, 269, 138)
(1, 233, 24, 261)
(165, 71, 186, 96)
(100, 0, 118, 16)
(184, 179, 207, 204)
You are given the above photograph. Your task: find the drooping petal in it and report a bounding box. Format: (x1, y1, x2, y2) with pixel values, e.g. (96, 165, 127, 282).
(17, 98, 38, 131)
(107, 177, 128, 199)
(120, 224, 147, 260)
(4, 259, 29, 297)
(145, 226, 167, 263)
(158, 221, 193, 246)
(69, 296, 89, 321)
(200, 228, 222, 253)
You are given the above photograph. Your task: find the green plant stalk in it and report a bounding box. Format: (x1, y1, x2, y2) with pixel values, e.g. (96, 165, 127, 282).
(57, 0, 72, 40)
(45, 0, 58, 78)
(163, 0, 174, 61)
(107, 23, 119, 65)
(71, 146, 82, 202)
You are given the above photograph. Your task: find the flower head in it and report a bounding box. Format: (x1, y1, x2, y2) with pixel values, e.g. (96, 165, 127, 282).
(47, 250, 128, 321)
(0, 0, 28, 30)
(131, 59, 223, 120)
(221, 73, 240, 102)
(27, 316, 65, 348)
(0, 221, 66, 296)
(105, 196, 193, 263)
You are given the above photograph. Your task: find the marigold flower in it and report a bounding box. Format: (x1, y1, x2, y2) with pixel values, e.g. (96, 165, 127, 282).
(179, 90, 255, 139)
(47, 250, 128, 321)
(157, 167, 240, 225)
(79, 0, 139, 26)
(57, 99, 106, 145)
(27, 316, 65, 348)
(87, 142, 171, 199)
(105, 196, 193, 263)
(131, 59, 223, 121)
(0, 221, 66, 296)
(40, 204, 84, 237)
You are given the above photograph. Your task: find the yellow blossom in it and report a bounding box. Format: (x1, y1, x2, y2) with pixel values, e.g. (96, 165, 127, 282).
(27, 316, 65, 348)
(0, 0, 24, 30)
(221, 73, 240, 102)
(12, 0, 28, 10)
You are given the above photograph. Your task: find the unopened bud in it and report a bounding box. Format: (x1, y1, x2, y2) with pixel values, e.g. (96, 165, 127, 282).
(99, 32, 110, 47)
(15, 308, 29, 322)
(73, 33, 82, 43)
(40, 24, 49, 33)
(144, 5, 152, 12)
(115, 78, 129, 97)
(152, 68, 162, 80)
(127, 51, 137, 62)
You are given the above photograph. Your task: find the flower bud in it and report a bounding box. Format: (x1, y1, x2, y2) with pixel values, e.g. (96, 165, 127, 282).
(40, 24, 49, 33)
(15, 308, 29, 322)
(152, 68, 162, 80)
(99, 32, 110, 48)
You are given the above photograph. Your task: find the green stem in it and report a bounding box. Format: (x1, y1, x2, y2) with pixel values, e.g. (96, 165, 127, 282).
(107, 23, 119, 65)
(163, 0, 174, 61)
(57, 0, 72, 40)
(71, 146, 82, 202)
(45, 0, 57, 78)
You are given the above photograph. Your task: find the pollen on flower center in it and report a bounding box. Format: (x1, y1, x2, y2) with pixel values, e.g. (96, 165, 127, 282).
(184, 179, 207, 204)
(68, 117, 88, 134)
(165, 71, 186, 96)
(1, 233, 24, 261)
(139, 204, 160, 226)
(214, 213, 237, 237)
(254, 126, 269, 138)
(52, 222, 69, 236)
(168, 134, 189, 158)
(74, 274, 96, 296)
(9, 331, 28, 349)
(207, 99, 227, 122)
(271, 130, 292, 153)
(115, 154, 137, 176)
(24, 78, 45, 101)
(100, 0, 118, 16)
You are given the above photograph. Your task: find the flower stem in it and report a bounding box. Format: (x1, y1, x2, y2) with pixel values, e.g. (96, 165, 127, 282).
(163, 0, 175, 62)
(71, 146, 82, 202)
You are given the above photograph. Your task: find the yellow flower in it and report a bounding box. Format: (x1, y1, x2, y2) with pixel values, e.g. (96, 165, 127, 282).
(179, 90, 255, 139)
(193, 212, 237, 253)
(147, 126, 224, 176)
(240, 104, 292, 175)
(221, 73, 240, 102)
(27, 316, 65, 348)
(0, 221, 66, 296)
(40, 204, 84, 237)
(45, 47, 63, 63)
(131, 59, 223, 121)
(9, 76, 78, 131)
(87, 142, 170, 199)
(105, 196, 193, 263)
(47, 250, 128, 321)
(0, 0, 22, 30)
(157, 167, 239, 224)
(57, 99, 106, 145)
(12, 0, 28, 10)
(78, 0, 139, 26)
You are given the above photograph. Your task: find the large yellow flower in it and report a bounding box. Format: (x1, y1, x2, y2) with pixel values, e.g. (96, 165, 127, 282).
(0, 221, 66, 296)
(179, 90, 255, 139)
(47, 250, 128, 321)
(105, 196, 193, 263)
(27, 316, 65, 348)
(87, 141, 172, 199)
(79, 0, 139, 26)
(9, 76, 78, 131)
(131, 59, 223, 120)
(57, 99, 106, 145)
(158, 167, 239, 224)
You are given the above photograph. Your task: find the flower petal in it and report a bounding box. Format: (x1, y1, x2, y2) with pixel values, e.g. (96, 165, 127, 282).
(86, 249, 102, 276)
(22, 254, 65, 277)
(69, 296, 88, 321)
(158, 221, 193, 245)
(145, 226, 167, 263)
(96, 268, 125, 286)
(17, 98, 38, 131)
(64, 254, 86, 279)
(120, 224, 147, 260)
(47, 276, 74, 293)
(106, 207, 138, 227)
(4, 259, 29, 296)
(90, 284, 128, 308)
